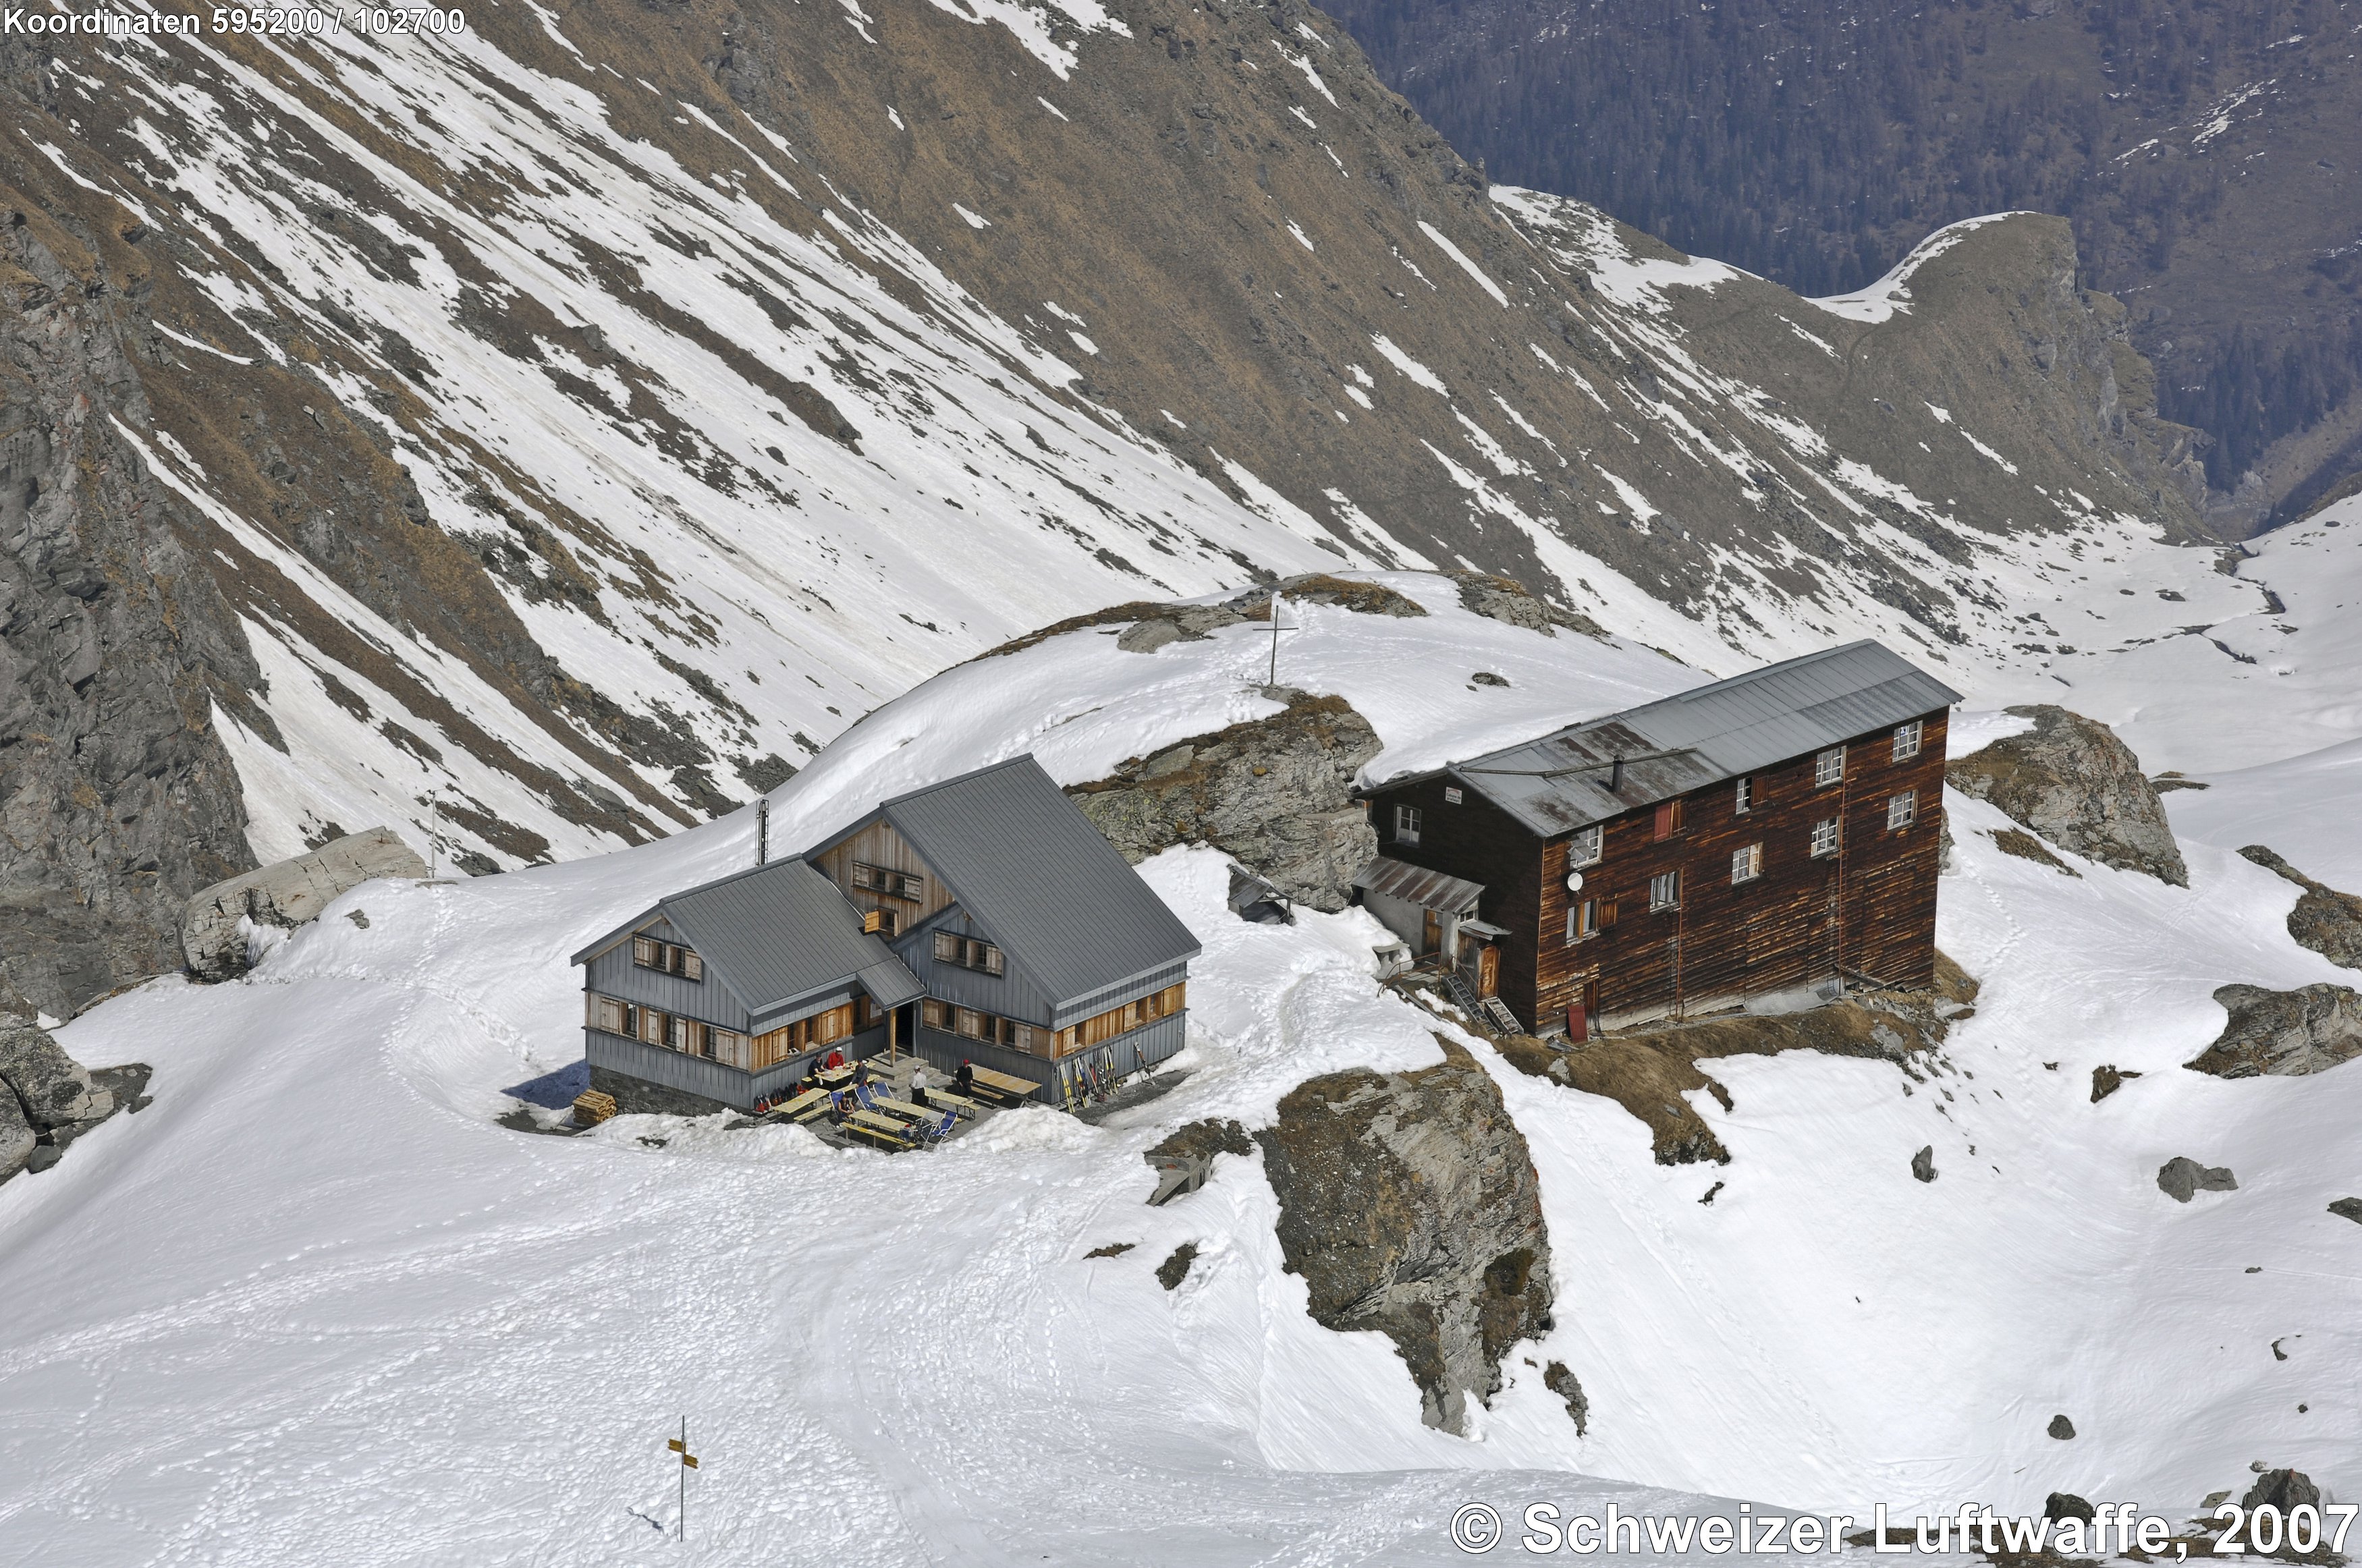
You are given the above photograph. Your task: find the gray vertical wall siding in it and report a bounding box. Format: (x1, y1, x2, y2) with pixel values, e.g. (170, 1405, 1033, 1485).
(894, 906, 1058, 1023)
(906, 1011, 1187, 1105)
(586, 1022, 889, 1111)
(582, 916, 751, 1032)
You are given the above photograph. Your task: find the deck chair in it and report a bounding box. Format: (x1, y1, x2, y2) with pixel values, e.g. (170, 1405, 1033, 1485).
(926, 1109, 958, 1144)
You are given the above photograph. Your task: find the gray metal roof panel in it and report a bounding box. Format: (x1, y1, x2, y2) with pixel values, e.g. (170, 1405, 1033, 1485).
(876, 756, 1203, 1007)
(1354, 856, 1486, 912)
(649, 857, 918, 1015)
(1441, 641, 1960, 835)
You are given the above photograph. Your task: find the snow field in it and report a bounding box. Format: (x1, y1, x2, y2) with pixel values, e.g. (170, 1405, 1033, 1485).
(4, 573, 2358, 1562)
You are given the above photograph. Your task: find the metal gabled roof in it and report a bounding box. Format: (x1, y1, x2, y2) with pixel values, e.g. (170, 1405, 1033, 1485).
(1407, 640, 1962, 837)
(865, 755, 1203, 1009)
(570, 857, 921, 1018)
(1354, 856, 1485, 914)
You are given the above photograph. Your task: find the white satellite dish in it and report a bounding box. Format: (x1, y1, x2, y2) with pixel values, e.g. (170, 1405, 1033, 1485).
(1565, 871, 1585, 893)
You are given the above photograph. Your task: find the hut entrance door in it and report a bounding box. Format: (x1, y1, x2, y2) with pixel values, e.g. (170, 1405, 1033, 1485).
(1475, 943, 1500, 999)
(1421, 908, 1441, 957)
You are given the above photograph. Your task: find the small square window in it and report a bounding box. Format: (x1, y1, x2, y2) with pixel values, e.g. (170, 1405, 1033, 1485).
(1888, 790, 1917, 830)
(1811, 818, 1842, 858)
(1394, 804, 1422, 845)
(1731, 843, 1763, 883)
(1815, 747, 1846, 787)
(1649, 870, 1680, 911)
(1653, 800, 1684, 839)
(1734, 776, 1753, 814)
(1566, 899, 1601, 941)
(1892, 720, 1923, 762)
(1568, 826, 1603, 868)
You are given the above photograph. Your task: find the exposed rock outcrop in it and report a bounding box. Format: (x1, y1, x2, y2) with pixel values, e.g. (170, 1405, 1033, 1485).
(2187, 984, 2362, 1080)
(2090, 1064, 2141, 1102)
(1911, 1145, 1938, 1183)
(0, 1014, 150, 1183)
(1946, 706, 2188, 885)
(1448, 571, 1608, 639)
(1256, 1038, 1551, 1434)
(0, 1015, 111, 1127)
(1542, 1361, 1590, 1434)
(2238, 846, 2362, 971)
(1, 205, 262, 1018)
(1143, 1117, 1254, 1206)
(2329, 1198, 2362, 1225)
(989, 573, 1433, 661)
(2243, 1467, 2320, 1513)
(180, 827, 429, 981)
(1069, 692, 1381, 911)
(2158, 1156, 2238, 1202)
(2047, 1414, 2077, 1440)
(1484, 952, 1979, 1165)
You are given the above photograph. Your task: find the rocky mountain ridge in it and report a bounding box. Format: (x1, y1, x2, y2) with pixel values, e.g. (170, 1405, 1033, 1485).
(1, 0, 2226, 1011)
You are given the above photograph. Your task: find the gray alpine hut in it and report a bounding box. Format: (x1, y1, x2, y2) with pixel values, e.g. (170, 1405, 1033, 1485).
(572, 755, 1201, 1111)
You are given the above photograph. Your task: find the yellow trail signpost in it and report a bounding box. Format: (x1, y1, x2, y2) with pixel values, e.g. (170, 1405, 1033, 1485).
(667, 1420, 698, 1540)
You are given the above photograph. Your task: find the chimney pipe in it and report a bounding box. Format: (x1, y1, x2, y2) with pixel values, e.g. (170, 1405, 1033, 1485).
(1609, 755, 1624, 793)
(757, 798, 769, 866)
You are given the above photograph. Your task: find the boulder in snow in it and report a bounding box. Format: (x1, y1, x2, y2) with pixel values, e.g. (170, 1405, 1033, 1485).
(181, 827, 429, 981)
(2187, 984, 2362, 1080)
(2241, 1467, 2320, 1521)
(0, 1014, 112, 1127)
(1912, 1145, 1938, 1183)
(1447, 570, 1608, 639)
(1945, 705, 2188, 885)
(1257, 1037, 1554, 1434)
(2047, 1413, 2077, 1440)
(2237, 846, 2362, 971)
(2328, 1197, 2362, 1226)
(2045, 1492, 2094, 1520)
(0, 1084, 32, 1184)
(2158, 1156, 2238, 1203)
(1069, 691, 1381, 912)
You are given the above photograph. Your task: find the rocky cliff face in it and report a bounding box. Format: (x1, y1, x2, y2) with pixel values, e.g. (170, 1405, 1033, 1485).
(1070, 690, 1381, 910)
(0, 209, 259, 1017)
(1946, 706, 2189, 885)
(1, 0, 2216, 994)
(2187, 984, 2362, 1080)
(2237, 846, 2362, 972)
(1256, 1038, 1551, 1432)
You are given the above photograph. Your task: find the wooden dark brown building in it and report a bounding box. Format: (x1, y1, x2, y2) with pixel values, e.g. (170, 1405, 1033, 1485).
(1355, 641, 1960, 1034)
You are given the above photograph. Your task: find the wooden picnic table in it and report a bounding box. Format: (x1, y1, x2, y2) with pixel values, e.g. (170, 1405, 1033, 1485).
(926, 1089, 987, 1117)
(846, 1108, 914, 1144)
(773, 1087, 828, 1121)
(964, 1065, 1041, 1101)
(815, 1063, 858, 1087)
(875, 1095, 955, 1125)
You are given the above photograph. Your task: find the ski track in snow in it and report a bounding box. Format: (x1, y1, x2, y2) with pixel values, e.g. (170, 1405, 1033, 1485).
(7, 581, 2359, 1561)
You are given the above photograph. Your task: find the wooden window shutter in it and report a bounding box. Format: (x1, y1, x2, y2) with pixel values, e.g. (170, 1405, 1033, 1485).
(933, 930, 958, 962)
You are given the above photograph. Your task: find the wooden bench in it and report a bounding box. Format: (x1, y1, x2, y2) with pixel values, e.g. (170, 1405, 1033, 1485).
(925, 1089, 987, 1117)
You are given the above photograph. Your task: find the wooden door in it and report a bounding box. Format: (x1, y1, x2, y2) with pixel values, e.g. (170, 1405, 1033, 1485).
(1421, 908, 1440, 956)
(1477, 945, 1500, 999)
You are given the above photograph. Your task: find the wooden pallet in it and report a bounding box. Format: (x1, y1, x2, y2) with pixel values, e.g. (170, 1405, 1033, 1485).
(572, 1090, 618, 1126)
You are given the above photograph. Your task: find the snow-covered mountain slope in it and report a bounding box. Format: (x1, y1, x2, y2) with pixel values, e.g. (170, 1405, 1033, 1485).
(6, 581, 2353, 1561)
(1, 0, 2240, 1013)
